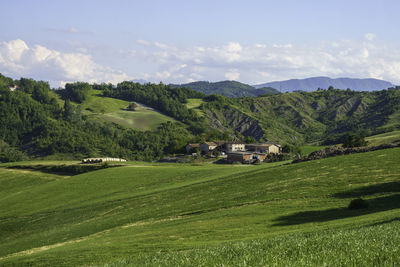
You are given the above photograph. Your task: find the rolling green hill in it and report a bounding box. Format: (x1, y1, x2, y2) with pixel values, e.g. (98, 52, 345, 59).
(76, 90, 176, 131)
(1, 148, 399, 266)
(201, 87, 400, 144)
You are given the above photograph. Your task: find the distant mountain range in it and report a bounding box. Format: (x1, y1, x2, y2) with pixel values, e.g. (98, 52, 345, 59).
(170, 81, 280, 97)
(254, 77, 395, 92)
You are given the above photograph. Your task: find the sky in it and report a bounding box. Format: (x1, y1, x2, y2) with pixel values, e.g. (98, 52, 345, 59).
(1, 0, 400, 87)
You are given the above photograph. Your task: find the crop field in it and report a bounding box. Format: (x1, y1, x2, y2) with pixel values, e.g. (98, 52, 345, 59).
(0, 148, 399, 266)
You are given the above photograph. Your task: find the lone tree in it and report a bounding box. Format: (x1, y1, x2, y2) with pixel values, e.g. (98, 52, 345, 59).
(127, 102, 137, 111)
(343, 134, 368, 148)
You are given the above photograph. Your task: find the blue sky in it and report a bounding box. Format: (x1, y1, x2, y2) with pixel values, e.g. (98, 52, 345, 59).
(1, 0, 400, 86)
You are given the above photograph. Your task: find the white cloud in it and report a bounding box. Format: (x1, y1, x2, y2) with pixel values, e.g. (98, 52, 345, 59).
(125, 38, 400, 85)
(225, 70, 240, 80)
(2, 37, 400, 87)
(0, 39, 130, 87)
(136, 39, 150, 46)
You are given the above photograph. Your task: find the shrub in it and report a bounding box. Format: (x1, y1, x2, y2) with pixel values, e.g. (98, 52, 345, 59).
(348, 198, 370, 210)
(343, 134, 368, 148)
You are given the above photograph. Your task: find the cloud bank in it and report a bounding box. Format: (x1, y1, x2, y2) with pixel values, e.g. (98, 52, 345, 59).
(131, 35, 400, 85)
(0, 39, 129, 87)
(1, 35, 400, 87)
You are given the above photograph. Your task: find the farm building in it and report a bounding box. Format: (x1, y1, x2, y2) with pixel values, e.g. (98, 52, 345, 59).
(227, 152, 267, 164)
(200, 142, 218, 153)
(246, 143, 281, 154)
(186, 143, 200, 153)
(223, 142, 246, 152)
(82, 158, 127, 164)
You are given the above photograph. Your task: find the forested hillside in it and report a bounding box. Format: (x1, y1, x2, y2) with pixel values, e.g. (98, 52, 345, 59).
(171, 80, 280, 97)
(0, 75, 206, 161)
(1, 73, 400, 161)
(198, 88, 400, 144)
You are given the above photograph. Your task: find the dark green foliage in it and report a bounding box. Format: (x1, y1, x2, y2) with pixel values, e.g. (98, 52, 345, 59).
(343, 134, 368, 148)
(348, 198, 370, 209)
(264, 153, 291, 162)
(64, 82, 92, 103)
(0, 141, 27, 162)
(0, 74, 194, 161)
(282, 144, 302, 155)
(171, 80, 279, 97)
(18, 77, 36, 93)
(32, 81, 51, 104)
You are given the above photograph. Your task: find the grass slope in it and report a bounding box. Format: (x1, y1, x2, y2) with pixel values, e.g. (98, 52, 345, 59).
(79, 90, 175, 131)
(366, 130, 400, 146)
(0, 149, 399, 266)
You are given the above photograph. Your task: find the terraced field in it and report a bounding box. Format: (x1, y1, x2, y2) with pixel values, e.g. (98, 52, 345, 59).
(0, 148, 399, 266)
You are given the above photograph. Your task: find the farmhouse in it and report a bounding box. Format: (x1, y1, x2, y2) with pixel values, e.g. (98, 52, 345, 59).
(82, 158, 127, 164)
(200, 142, 218, 153)
(246, 142, 281, 154)
(222, 142, 246, 152)
(227, 152, 267, 164)
(186, 143, 200, 153)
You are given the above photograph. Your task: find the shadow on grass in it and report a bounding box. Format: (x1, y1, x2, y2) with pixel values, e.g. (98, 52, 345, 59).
(273, 182, 400, 226)
(333, 181, 400, 198)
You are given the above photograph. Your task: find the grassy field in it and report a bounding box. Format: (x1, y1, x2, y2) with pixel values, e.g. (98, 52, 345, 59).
(74, 90, 176, 131)
(100, 109, 175, 131)
(186, 98, 205, 116)
(0, 148, 399, 266)
(366, 130, 400, 146)
(300, 145, 326, 155)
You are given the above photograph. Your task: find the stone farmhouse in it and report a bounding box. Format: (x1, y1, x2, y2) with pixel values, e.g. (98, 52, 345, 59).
(228, 151, 267, 164)
(245, 143, 281, 154)
(190, 141, 281, 164)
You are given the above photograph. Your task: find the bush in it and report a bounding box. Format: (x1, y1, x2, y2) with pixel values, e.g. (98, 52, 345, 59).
(343, 134, 368, 148)
(348, 198, 370, 210)
(0, 141, 28, 162)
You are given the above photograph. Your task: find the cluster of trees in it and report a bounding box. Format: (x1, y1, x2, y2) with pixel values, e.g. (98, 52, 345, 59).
(342, 134, 368, 148)
(63, 82, 92, 103)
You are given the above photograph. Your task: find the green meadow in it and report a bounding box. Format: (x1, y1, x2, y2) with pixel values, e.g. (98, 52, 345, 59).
(0, 148, 399, 266)
(186, 98, 205, 116)
(76, 90, 176, 131)
(366, 130, 400, 146)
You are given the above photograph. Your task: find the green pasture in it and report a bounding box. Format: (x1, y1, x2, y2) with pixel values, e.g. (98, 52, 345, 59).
(100, 110, 175, 131)
(75, 90, 176, 131)
(366, 130, 400, 146)
(300, 145, 326, 155)
(0, 148, 399, 266)
(186, 98, 205, 116)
